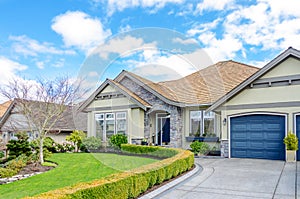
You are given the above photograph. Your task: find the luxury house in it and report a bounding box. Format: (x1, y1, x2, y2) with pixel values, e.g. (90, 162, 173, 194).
(79, 60, 258, 149)
(0, 99, 87, 144)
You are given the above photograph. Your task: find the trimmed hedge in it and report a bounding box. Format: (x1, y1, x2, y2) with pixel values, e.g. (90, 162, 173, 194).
(24, 145, 194, 199)
(121, 144, 178, 158)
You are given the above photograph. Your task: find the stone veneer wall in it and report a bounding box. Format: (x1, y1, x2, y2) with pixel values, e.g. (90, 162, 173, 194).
(220, 140, 229, 157)
(120, 77, 183, 148)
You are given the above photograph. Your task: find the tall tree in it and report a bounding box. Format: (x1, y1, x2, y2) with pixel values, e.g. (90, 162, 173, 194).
(0, 76, 86, 164)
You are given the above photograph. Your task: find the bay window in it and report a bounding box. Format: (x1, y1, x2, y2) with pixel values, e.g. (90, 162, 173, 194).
(95, 112, 127, 142)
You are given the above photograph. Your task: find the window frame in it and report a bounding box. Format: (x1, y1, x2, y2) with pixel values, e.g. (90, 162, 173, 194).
(189, 110, 215, 137)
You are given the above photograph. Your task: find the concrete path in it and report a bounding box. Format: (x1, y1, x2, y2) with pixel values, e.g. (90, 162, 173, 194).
(147, 158, 298, 199)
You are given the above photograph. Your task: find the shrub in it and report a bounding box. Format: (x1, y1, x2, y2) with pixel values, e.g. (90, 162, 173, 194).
(0, 155, 28, 178)
(30, 146, 194, 199)
(284, 132, 298, 150)
(0, 151, 4, 159)
(66, 130, 86, 152)
(110, 134, 128, 149)
(190, 141, 210, 155)
(6, 132, 32, 159)
(0, 167, 16, 178)
(82, 136, 101, 151)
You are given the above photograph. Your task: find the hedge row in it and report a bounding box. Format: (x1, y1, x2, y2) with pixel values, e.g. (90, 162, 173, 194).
(121, 144, 178, 158)
(25, 145, 194, 199)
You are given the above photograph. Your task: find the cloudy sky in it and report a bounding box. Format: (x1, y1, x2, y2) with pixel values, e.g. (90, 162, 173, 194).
(1, 0, 300, 95)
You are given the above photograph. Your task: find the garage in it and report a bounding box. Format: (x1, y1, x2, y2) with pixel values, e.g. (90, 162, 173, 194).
(296, 115, 300, 161)
(230, 114, 286, 160)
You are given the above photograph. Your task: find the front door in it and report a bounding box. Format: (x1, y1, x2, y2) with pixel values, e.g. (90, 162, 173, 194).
(156, 113, 170, 145)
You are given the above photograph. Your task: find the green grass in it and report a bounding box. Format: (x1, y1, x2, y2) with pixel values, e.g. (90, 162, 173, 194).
(0, 153, 157, 199)
(93, 153, 158, 171)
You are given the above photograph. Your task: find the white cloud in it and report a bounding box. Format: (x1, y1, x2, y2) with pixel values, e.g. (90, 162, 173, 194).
(172, 37, 197, 45)
(187, 18, 221, 36)
(0, 57, 27, 85)
(36, 61, 45, 69)
(196, 0, 235, 14)
(9, 35, 75, 56)
(97, 0, 185, 16)
(51, 11, 111, 51)
(91, 35, 157, 59)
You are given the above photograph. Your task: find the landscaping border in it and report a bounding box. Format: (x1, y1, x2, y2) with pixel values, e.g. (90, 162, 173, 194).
(24, 145, 194, 199)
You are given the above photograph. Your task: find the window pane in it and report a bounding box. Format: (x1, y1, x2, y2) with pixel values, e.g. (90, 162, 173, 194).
(190, 111, 201, 136)
(204, 118, 215, 135)
(95, 116, 104, 140)
(106, 113, 114, 119)
(117, 119, 126, 135)
(116, 112, 126, 119)
(106, 119, 115, 140)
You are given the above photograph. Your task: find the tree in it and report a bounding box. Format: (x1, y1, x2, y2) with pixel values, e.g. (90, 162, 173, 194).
(0, 76, 86, 164)
(66, 130, 86, 152)
(6, 132, 31, 159)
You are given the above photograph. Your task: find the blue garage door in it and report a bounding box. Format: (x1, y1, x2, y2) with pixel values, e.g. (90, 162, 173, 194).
(296, 115, 300, 161)
(230, 114, 285, 160)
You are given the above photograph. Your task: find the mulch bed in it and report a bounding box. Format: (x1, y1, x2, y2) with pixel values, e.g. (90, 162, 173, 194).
(18, 163, 54, 175)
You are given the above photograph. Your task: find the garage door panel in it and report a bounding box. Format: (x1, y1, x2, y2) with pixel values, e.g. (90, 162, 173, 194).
(231, 114, 285, 160)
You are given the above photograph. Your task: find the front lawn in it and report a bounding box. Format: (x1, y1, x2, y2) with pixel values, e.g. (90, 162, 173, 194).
(0, 153, 158, 199)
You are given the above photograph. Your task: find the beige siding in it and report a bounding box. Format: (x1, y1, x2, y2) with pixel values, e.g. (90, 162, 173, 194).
(102, 85, 117, 93)
(262, 57, 300, 78)
(129, 108, 144, 140)
(225, 84, 300, 105)
(87, 97, 135, 108)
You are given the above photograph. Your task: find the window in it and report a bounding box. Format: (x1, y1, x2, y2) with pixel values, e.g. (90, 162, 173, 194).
(189, 110, 215, 137)
(95, 112, 127, 142)
(204, 111, 215, 135)
(190, 111, 201, 137)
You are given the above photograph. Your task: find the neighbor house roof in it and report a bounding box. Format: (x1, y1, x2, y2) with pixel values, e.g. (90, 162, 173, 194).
(115, 60, 258, 106)
(0, 101, 12, 118)
(0, 99, 87, 132)
(208, 47, 300, 111)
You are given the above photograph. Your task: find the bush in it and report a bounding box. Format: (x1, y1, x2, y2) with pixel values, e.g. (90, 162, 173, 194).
(6, 132, 32, 159)
(0, 155, 28, 178)
(190, 141, 210, 155)
(82, 136, 101, 151)
(31, 146, 194, 199)
(66, 130, 86, 152)
(284, 132, 298, 150)
(109, 134, 128, 149)
(0, 151, 4, 159)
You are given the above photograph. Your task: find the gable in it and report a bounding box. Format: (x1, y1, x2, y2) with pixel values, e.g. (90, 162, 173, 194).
(261, 57, 300, 79)
(101, 84, 117, 93)
(221, 55, 300, 107)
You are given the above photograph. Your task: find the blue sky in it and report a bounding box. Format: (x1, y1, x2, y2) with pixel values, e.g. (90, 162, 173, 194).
(1, 0, 300, 97)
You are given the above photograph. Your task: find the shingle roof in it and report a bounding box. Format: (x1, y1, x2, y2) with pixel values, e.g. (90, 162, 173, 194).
(123, 60, 259, 105)
(0, 101, 12, 118)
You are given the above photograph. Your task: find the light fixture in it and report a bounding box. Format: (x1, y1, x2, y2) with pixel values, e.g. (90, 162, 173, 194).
(223, 118, 227, 126)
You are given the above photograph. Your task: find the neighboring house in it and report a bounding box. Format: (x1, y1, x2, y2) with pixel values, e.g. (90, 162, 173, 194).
(79, 60, 258, 148)
(209, 47, 300, 161)
(0, 99, 87, 144)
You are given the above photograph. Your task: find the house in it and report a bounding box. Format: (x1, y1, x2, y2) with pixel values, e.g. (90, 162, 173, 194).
(79, 60, 258, 149)
(0, 99, 87, 144)
(208, 47, 300, 161)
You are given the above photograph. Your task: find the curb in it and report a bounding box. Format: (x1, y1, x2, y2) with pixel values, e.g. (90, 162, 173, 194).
(139, 163, 201, 199)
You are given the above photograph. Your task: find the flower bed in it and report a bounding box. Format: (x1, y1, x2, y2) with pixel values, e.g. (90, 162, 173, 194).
(24, 145, 194, 199)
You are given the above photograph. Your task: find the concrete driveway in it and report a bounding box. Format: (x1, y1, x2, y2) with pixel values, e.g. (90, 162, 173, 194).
(153, 158, 299, 199)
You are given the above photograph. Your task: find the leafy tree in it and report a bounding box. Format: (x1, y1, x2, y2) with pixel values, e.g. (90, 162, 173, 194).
(0, 76, 86, 164)
(82, 136, 101, 151)
(6, 132, 32, 159)
(66, 130, 86, 152)
(109, 134, 128, 149)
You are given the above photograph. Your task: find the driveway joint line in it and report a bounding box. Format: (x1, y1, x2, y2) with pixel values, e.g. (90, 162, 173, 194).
(272, 162, 286, 199)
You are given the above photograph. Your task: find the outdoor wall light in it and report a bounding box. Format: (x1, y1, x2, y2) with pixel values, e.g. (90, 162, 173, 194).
(223, 118, 227, 126)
